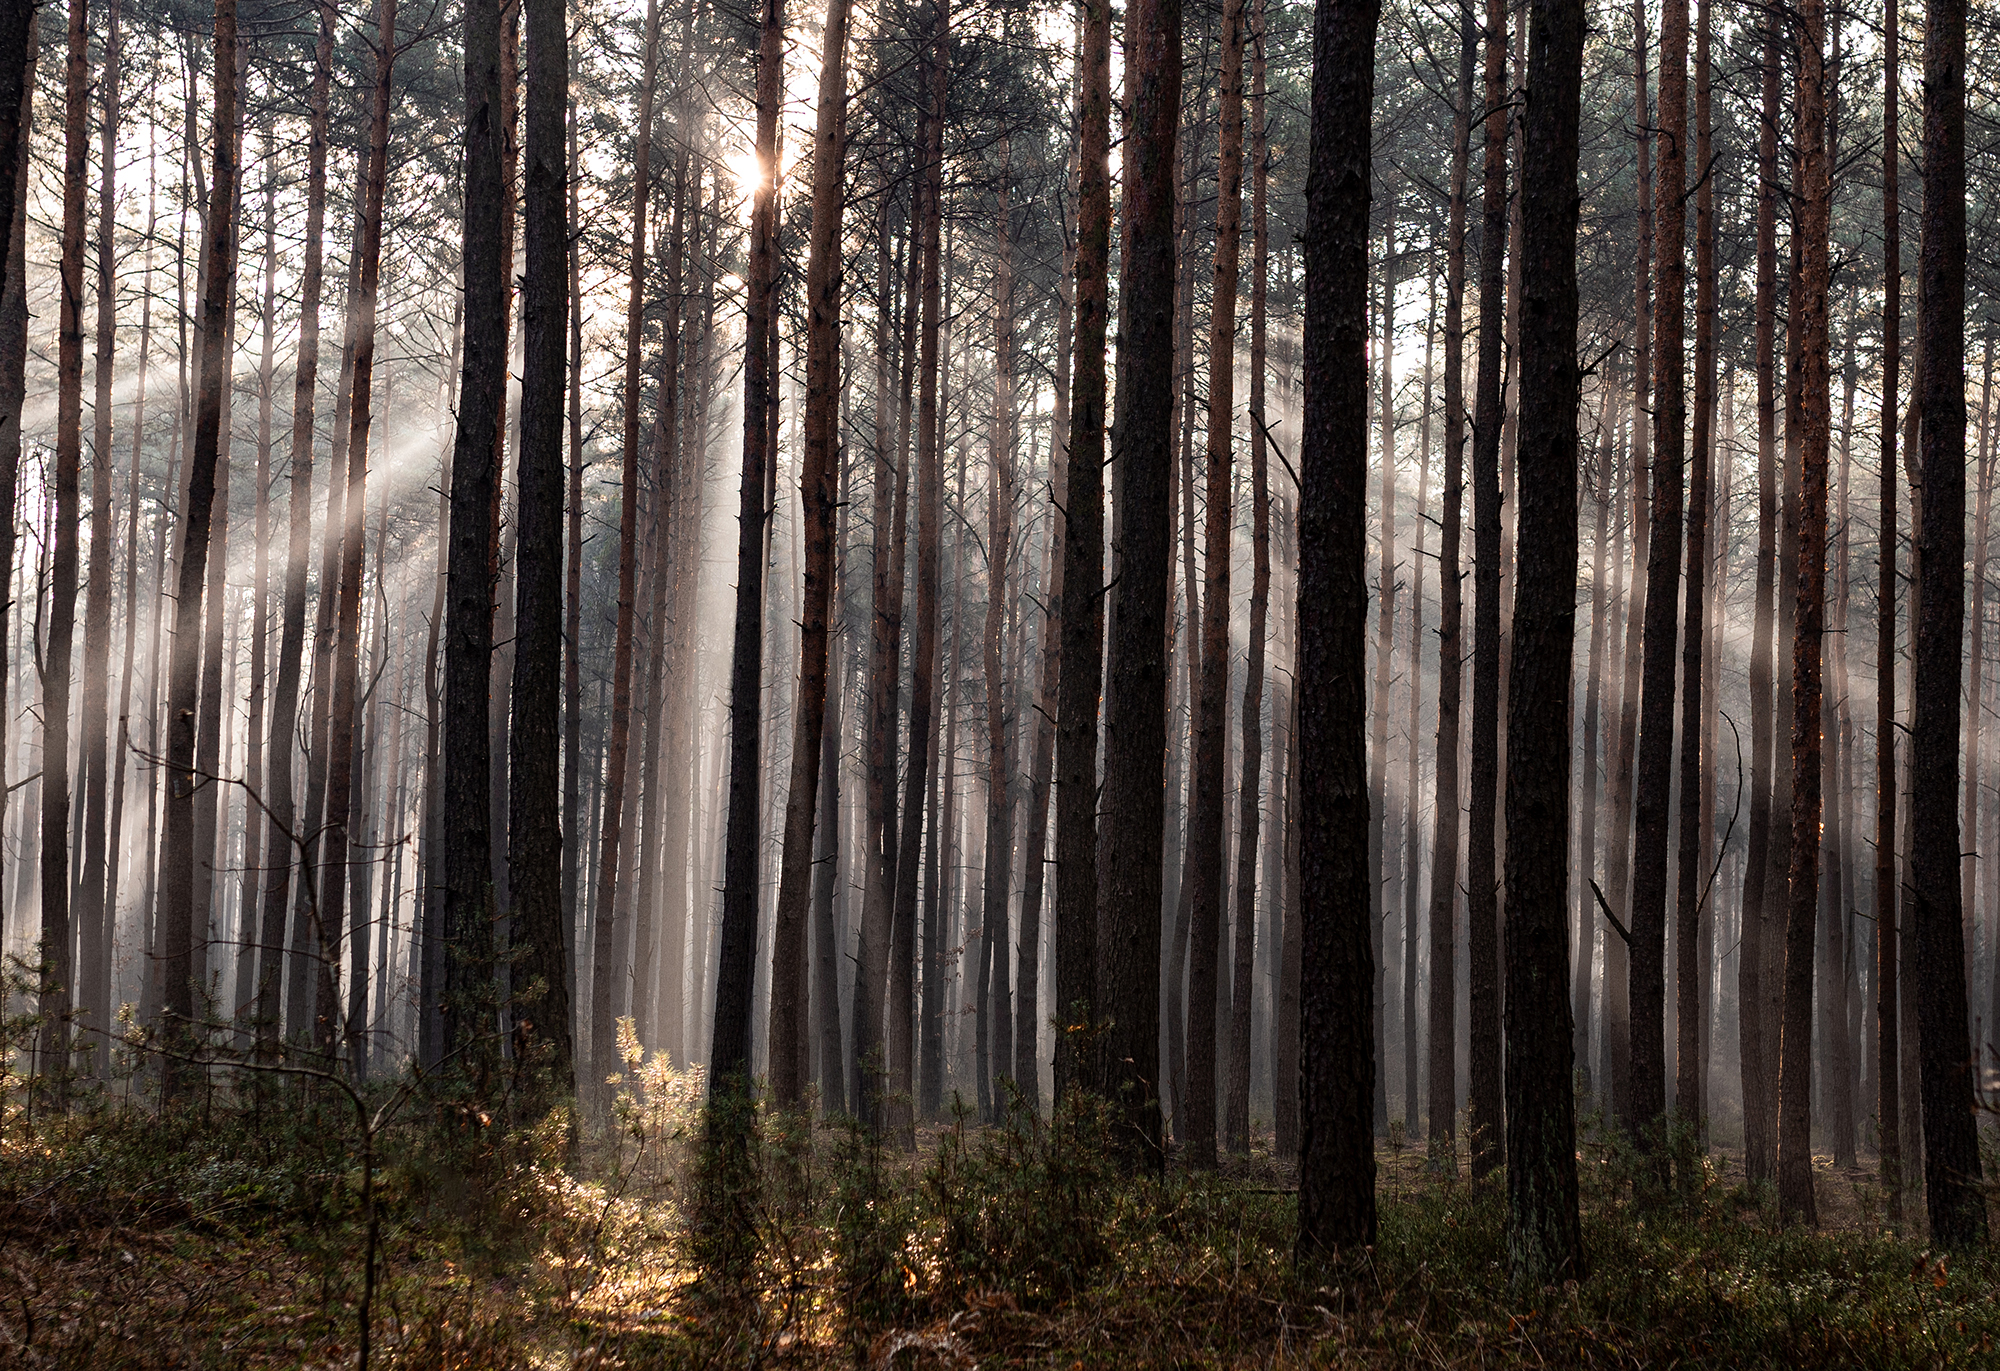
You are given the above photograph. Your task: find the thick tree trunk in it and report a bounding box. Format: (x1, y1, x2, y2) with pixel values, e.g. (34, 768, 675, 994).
(1910, 0, 1986, 1247)
(1504, 0, 1586, 1285)
(442, 0, 509, 1078)
(1296, 0, 1380, 1261)
(1097, 0, 1179, 1166)
(1054, 0, 1110, 1105)
(508, 0, 573, 1101)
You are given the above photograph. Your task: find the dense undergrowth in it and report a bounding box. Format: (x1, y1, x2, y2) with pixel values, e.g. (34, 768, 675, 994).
(3, 1047, 1998, 1369)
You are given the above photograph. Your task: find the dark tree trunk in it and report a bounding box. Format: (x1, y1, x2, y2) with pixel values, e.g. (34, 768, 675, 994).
(0, 26, 34, 1027)
(1910, 0, 1986, 1248)
(1427, 5, 1474, 1163)
(711, 0, 783, 1084)
(1466, 0, 1508, 1178)
(1186, 0, 1246, 1167)
(1296, 0, 1380, 1260)
(768, 0, 850, 1108)
(159, 0, 238, 1098)
(1097, 0, 1179, 1166)
(509, 0, 573, 1100)
(261, 0, 331, 1061)
(1054, 0, 1111, 1104)
(442, 0, 509, 1077)
(1504, 0, 1587, 1286)
(41, 0, 90, 1095)
(1776, 0, 1831, 1225)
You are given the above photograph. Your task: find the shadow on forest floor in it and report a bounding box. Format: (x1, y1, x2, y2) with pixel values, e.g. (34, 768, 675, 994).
(4, 1077, 1999, 1369)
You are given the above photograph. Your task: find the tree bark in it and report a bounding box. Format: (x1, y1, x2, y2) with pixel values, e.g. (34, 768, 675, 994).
(1427, 5, 1474, 1163)
(1296, 0, 1380, 1260)
(1505, 0, 1587, 1285)
(1055, 0, 1110, 1106)
(1466, 0, 1509, 1178)
(1910, 0, 1986, 1247)
(768, 0, 850, 1108)
(1097, 0, 1179, 1166)
(1186, 0, 1246, 1166)
(509, 0, 573, 1101)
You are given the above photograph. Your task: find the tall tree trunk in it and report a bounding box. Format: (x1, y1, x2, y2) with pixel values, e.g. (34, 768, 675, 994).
(324, 0, 394, 1071)
(1225, 0, 1271, 1154)
(981, 132, 1018, 1122)
(0, 33, 31, 1053)
(160, 0, 239, 1097)
(1054, 0, 1111, 1104)
(1399, 303, 1431, 1135)
(1098, 0, 1180, 1168)
(262, 0, 331, 1060)
(77, 0, 122, 1071)
(1505, 0, 1587, 1285)
(1777, 0, 1830, 1225)
(1910, 0, 1986, 1247)
(1186, 0, 1245, 1166)
(509, 0, 573, 1100)
(1465, 0, 1508, 1178)
(1674, 0, 1715, 1127)
(592, 0, 661, 1104)
(1296, 0, 1380, 1259)
(1738, 16, 1781, 1183)
(1627, 0, 1686, 1151)
(711, 0, 784, 1086)
(1427, 5, 1473, 1163)
(40, 0, 90, 1095)
(1367, 192, 1397, 1140)
(442, 0, 509, 1079)
(768, 0, 849, 1107)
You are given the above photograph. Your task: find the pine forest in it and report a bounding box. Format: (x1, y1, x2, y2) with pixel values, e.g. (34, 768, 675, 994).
(2, 0, 2000, 1360)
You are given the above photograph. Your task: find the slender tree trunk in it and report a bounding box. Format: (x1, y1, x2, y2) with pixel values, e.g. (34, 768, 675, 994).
(711, 0, 784, 1086)
(1427, 6, 1473, 1163)
(1777, 0, 1830, 1225)
(1399, 303, 1431, 1136)
(77, 0, 122, 1070)
(160, 0, 238, 1097)
(1504, 0, 1587, 1284)
(0, 36, 31, 1039)
(592, 0, 661, 1104)
(1911, 0, 1986, 1247)
(1225, 0, 1271, 1153)
(1739, 16, 1781, 1183)
(1465, 0, 1509, 1178)
(262, 1, 331, 1060)
(1185, 0, 1245, 1166)
(40, 0, 91, 1094)
(1367, 192, 1397, 1141)
(1675, 0, 1715, 1128)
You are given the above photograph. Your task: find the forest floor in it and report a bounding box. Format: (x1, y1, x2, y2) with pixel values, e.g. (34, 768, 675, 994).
(3, 1081, 1999, 1369)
